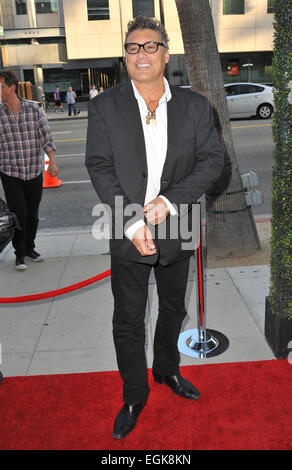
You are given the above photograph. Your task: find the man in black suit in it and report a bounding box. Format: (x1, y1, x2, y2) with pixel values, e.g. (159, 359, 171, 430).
(86, 16, 224, 439)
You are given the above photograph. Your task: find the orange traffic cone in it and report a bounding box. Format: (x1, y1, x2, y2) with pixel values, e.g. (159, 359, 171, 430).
(43, 153, 62, 188)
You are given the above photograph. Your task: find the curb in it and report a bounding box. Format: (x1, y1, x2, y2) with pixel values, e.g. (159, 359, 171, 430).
(47, 115, 88, 122)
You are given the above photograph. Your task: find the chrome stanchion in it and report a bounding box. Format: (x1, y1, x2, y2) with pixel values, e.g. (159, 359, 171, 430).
(178, 204, 229, 358)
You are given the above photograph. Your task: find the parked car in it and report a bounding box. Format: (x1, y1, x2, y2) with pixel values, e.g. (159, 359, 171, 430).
(224, 82, 274, 119)
(180, 83, 274, 119)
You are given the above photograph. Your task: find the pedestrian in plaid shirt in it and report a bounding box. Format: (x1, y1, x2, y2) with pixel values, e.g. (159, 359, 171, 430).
(0, 69, 58, 270)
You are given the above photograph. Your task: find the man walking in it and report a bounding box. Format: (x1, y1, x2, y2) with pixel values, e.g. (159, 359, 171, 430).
(86, 16, 224, 439)
(53, 85, 64, 112)
(0, 69, 58, 270)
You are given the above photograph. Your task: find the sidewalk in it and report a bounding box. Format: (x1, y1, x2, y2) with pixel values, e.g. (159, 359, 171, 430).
(0, 220, 275, 378)
(46, 101, 88, 121)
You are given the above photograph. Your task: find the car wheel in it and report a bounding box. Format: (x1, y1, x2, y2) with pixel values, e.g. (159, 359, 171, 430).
(257, 103, 273, 119)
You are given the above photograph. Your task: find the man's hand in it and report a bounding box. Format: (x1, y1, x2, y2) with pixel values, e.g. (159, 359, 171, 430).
(47, 162, 59, 177)
(132, 225, 157, 256)
(143, 197, 170, 225)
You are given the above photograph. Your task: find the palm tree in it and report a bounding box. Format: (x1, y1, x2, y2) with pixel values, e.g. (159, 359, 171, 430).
(175, 0, 259, 257)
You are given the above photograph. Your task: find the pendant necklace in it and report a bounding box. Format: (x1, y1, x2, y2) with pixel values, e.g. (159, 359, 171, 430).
(145, 110, 156, 125)
(145, 99, 159, 126)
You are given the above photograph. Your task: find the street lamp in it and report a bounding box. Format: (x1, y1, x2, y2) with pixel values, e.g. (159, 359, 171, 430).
(242, 63, 254, 82)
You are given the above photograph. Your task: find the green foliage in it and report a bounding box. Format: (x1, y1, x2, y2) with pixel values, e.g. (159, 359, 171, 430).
(269, 0, 292, 318)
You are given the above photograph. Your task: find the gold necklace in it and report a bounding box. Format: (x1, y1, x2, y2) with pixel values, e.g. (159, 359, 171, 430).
(145, 110, 156, 125)
(145, 101, 159, 126)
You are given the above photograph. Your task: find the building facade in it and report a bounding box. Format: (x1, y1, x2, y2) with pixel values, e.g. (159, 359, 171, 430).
(0, 0, 274, 101)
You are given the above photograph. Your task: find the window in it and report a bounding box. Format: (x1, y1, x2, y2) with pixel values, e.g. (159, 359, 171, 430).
(223, 0, 245, 15)
(35, 0, 58, 14)
(248, 85, 264, 93)
(132, 0, 155, 18)
(87, 0, 110, 21)
(15, 0, 57, 15)
(225, 84, 265, 96)
(267, 0, 275, 13)
(225, 85, 239, 96)
(237, 84, 263, 95)
(15, 0, 27, 15)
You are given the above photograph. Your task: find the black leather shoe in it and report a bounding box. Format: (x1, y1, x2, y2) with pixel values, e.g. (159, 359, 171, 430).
(153, 372, 200, 400)
(113, 402, 145, 439)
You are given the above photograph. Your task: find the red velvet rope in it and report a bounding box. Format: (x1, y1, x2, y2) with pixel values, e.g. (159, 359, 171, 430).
(0, 269, 111, 303)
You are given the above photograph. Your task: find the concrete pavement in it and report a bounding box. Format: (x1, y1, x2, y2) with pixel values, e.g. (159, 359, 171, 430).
(0, 220, 275, 378)
(46, 101, 88, 121)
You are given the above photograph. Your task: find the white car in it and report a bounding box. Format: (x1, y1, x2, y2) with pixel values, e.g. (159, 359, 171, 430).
(224, 82, 274, 119)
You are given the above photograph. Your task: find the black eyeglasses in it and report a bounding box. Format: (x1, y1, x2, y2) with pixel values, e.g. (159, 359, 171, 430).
(124, 41, 167, 54)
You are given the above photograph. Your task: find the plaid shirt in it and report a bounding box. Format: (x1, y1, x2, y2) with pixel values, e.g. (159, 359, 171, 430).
(0, 98, 56, 180)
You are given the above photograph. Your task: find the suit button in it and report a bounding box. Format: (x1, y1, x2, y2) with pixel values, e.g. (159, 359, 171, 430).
(162, 180, 168, 184)
(142, 172, 146, 178)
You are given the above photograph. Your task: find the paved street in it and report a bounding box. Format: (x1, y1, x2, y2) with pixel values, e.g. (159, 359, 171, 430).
(38, 113, 273, 229)
(230, 119, 273, 218)
(0, 106, 273, 230)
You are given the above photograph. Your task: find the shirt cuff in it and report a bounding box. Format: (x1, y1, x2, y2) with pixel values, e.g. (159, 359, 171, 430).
(159, 195, 177, 216)
(43, 144, 57, 153)
(125, 219, 145, 241)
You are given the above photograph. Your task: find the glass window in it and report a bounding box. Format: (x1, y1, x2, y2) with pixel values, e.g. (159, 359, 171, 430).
(225, 85, 239, 95)
(15, 0, 27, 15)
(237, 84, 253, 94)
(87, 0, 110, 21)
(35, 0, 58, 14)
(249, 85, 264, 93)
(267, 0, 275, 13)
(235, 84, 265, 94)
(223, 0, 245, 15)
(132, 0, 155, 18)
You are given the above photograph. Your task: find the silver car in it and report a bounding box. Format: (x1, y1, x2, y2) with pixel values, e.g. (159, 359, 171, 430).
(224, 82, 274, 119)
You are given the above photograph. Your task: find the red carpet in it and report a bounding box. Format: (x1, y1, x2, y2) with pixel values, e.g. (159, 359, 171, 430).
(0, 360, 291, 450)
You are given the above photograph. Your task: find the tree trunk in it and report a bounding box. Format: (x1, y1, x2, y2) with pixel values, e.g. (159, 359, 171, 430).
(175, 0, 259, 257)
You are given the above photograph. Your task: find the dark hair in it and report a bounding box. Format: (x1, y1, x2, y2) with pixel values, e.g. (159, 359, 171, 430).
(125, 16, 169, 47)
(0, 69, 19, 92)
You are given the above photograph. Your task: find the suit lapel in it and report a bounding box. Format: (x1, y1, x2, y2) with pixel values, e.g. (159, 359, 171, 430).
(161, 88, 188, 182)
(118, 82, 147, 171)
(117, 82, 148, 204)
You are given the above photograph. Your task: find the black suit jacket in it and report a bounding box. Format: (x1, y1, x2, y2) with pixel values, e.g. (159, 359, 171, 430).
(85, 81, 224, 265)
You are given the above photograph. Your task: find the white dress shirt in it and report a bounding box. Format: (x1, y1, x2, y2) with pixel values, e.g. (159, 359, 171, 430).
(125, 77, 176, 240)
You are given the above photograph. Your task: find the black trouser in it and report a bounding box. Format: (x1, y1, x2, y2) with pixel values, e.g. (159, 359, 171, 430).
(111, 255, 190, 404)
(68, 103, 76, 116)
(0, 172, 43, 257)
